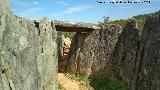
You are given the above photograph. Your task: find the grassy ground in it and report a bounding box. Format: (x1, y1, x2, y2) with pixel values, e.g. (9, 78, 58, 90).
(64, 73, 127, 90)
(58, 73, 93, 90)
(89, 76, 127, 90)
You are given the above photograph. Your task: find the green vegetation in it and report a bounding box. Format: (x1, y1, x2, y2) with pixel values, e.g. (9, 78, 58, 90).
(89, 76, 127, 90)
(58, 83, 65, 90)
(57, 31, 74, 38)
(98, 17, 144, 29)
(65, 73, 127, 90)
(65, 73, 90, 86)
(98, 10, 160, 29)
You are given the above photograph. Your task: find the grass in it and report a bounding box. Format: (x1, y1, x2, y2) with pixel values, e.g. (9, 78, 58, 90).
(64, 73, 127, 90)
(57, 32, 74, 38)
(58, 83, 65, 90)
(89, 76, 127, 90)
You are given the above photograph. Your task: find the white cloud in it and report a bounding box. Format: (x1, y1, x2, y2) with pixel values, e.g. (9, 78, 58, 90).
(33, 1, 38, 5)
(27, 7, 43, 13)
(56, 1, 65, 4)
(17, 7, 43, 17)
(143, 6, 160, 11)
(151, 0, 160, 1)
(49, 4, 94, 18)
(135, 6, 160, 14)
(10, 0, 29, 6)
(10, 0, 39, 6)
(64, 5, 93, 14)
(62, 3, 70, 6)
(56, 1, 70, 6)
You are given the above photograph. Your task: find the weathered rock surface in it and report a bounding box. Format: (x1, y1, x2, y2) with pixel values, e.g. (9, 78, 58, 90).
(66, 15, 160, 90)
(2, 0, 160, 90)
(67, 25, 122, 75)
(109, 21, 140, 89)
(0, 0, 58, 90)
(54, 20, 101, 32)
(136, 15, 160, 90)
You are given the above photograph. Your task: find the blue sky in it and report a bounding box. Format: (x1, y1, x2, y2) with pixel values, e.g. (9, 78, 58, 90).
(9, 0, 160, 23)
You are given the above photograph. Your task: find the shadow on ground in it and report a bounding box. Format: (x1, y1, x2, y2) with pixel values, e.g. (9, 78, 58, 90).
(89, 76, 127, 90)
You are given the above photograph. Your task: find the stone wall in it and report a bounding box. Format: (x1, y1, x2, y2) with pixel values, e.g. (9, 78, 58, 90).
(66, 15, 160, 90)
(67, 25, 122, 75)
(0, 0, 58, 90)
(1, 0, 160, 90)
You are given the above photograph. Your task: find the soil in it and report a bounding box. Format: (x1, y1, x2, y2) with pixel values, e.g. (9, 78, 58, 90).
(58, 73, 94, 90)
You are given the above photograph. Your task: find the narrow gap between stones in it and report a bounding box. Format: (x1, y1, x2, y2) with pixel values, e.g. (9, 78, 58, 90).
(55, 25, 95, 90)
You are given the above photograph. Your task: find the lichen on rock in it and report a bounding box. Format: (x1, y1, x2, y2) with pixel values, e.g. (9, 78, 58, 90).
(0, 0, 58, 90)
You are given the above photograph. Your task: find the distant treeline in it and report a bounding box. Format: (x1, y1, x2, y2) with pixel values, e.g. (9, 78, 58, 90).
(98, 10, 160, 29)
(132, 10, 160, 18)
(58, 10, 160, 38)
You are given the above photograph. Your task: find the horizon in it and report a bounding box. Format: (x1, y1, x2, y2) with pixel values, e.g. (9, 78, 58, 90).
(9, 0, 160, 23)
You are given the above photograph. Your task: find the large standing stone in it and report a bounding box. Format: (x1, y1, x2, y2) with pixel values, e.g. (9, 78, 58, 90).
(110, 21, 140, 89)
(136, 15, 160, 90)
(67, 25, 122, 75)
(0, 0, 58, 90)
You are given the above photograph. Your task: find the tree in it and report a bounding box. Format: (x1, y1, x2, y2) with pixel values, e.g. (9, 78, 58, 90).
(103, 16, 110, 23)
(97, 16, 110, 28)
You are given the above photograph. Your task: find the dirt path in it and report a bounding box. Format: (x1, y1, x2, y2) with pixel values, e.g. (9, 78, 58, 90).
(58, 73, 94, 90)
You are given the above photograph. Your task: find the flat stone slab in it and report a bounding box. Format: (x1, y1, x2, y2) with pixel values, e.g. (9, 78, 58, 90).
(54, 20, 101, 32)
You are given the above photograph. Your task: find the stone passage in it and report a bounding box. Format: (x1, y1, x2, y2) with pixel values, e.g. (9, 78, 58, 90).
(56, 21, 101, 73)
(1, 0, 160, 90)
(58, 36, 71, 72)
(0, 0, 101, 89)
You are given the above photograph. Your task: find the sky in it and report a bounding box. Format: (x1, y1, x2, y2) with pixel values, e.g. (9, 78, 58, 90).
(9, 0, 160, 23)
